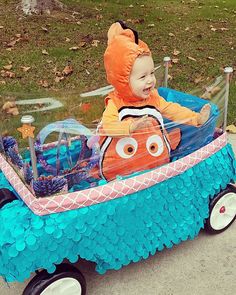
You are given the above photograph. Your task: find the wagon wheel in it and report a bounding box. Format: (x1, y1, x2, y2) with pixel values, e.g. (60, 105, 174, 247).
(205, 184, 236, 234)
(23, 264, 86, 295)
(0, 188, 17, 209)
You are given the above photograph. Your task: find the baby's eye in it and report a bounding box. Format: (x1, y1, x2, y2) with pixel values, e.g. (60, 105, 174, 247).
(139, 75, 146, 79)
(116, 137, 138, 159)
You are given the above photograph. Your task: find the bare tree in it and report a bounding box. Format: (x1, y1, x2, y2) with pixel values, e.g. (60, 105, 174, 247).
(20, 0, 64, 15)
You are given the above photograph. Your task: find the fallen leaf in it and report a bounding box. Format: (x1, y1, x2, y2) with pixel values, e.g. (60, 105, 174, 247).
(207, 56, 215, 60)
(194, 76, 204, 84)
(1, 70, 15, 78)
(76, 21, 82, 25)
(197, 47, 205, 51)
(162, 46, 168, 52)
(6, 107, 19, 116)
(0, 80, 6, 85)
(2, 101, 19, 116)
(52, 67, 61, 76)
(2, 101, 16, 111)
(172, 58, 179, 64)
(7, 40, 17, 47)
(0, 26, 3, 29)
(129, 4, 134, 8)
(21, 66, 31, 72)
(94, 61, 100, 69)
(41, 26, 48, 32)
(226, 124, 236, 134)
(185, 27, 190, 31)
(39, 80, 49, 88)
(81, 103, 91, 113)
(168, 33, 175, 37)
(42, 49, 49, 55)
(148, 24, 155, 27)
(187, 56, 197, 61)
(62, 65, 73, 76)
(65, 37, 71, 42)
(85, 69, 90, 75)
(55, 76, 65, 83)
(78, 41, 86, 47)
(3, 64, 13, 70)
(69, 46, 79, 51)
(220, 27, 229, 31)
(173, 49, 181, 56)
(96, 14, 103, 20)
(91, 40, 100, 47)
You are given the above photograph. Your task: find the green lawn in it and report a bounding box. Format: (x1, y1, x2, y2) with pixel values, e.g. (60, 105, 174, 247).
(0, 0, 235, 139)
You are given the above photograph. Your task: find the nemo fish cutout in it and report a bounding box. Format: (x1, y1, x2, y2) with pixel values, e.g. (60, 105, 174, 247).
(98, 111, 181, 181)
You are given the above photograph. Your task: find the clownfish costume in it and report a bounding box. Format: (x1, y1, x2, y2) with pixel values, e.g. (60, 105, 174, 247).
(97, 21, 201, 181)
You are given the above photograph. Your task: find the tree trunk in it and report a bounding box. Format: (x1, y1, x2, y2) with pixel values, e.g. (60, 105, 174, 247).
(21, 0, 64, 15)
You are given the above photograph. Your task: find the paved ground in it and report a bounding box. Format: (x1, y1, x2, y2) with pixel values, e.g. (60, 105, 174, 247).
(0, 134, 236, 295)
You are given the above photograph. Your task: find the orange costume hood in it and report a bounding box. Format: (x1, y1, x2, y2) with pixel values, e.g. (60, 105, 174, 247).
(104, 21, 151, 103)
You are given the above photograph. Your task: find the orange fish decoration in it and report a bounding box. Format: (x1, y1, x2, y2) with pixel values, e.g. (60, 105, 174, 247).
(98, 117, 181, 181)
(80, 102, 91, 113)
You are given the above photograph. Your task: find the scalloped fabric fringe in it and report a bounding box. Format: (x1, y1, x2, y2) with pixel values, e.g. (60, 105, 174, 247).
(0, 144, 235, 282)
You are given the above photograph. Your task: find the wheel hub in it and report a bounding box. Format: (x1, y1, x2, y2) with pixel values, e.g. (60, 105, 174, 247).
(219, 206, 226, 214)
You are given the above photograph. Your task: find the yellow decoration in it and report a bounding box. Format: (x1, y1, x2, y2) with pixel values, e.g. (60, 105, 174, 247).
(17, 124, 35, 139)
(226, 124, 236, 134)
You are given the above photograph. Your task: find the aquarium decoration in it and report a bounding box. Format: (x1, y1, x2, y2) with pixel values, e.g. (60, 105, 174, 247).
(32, 176, 67, 197)
(23, 163, 34, 185)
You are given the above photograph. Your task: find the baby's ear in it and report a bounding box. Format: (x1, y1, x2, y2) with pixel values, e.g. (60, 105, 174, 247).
(107, 22, 124, 45)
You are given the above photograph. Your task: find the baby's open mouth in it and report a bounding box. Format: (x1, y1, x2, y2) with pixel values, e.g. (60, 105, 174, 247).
(143, 86, 152, 94)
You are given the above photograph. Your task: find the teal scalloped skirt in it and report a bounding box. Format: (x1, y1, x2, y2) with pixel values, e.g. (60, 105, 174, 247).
(0, 143, 236, 283)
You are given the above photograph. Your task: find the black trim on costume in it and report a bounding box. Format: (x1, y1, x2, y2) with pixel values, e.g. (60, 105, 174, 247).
(99, 136, 112, 181)
(118, 105, 157, 112)
(116, 20, 139, 45)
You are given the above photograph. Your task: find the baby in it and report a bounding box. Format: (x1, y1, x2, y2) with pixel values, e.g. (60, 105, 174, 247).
(97, 21, 211, 181)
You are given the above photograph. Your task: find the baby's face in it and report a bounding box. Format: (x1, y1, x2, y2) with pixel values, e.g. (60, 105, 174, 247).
(129, 55, 156, 100)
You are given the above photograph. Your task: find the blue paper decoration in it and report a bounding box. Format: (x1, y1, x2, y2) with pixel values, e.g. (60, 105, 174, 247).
(0, 143, 235, 282)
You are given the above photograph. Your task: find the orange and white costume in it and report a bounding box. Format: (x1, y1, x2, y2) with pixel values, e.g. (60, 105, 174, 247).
(98, 22, 201, 181)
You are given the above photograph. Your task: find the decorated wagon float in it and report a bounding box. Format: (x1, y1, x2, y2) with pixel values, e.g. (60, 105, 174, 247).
(0, 59, 235, 295)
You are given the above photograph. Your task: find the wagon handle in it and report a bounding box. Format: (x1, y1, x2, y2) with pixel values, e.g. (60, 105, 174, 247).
(223, 67, 233, 132)
(163, 56, 171, 88)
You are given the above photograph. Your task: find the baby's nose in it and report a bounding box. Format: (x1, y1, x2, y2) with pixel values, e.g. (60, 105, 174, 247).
(147, 76, 154, 84)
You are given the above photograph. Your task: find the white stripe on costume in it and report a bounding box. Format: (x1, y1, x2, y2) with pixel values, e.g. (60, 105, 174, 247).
(118, 107, 171, 153)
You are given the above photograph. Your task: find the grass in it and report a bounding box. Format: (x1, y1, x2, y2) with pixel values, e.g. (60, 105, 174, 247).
(0, 0, 236, 141)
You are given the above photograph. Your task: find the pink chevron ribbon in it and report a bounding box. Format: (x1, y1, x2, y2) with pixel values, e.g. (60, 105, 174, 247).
(0, 133, 228, 216)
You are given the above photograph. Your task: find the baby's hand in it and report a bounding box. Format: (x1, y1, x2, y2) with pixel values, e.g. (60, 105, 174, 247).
(129, 115, 153, 133)
(198, 104, 211, 125)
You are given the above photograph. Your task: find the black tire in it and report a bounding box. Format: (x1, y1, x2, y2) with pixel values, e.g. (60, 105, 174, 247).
(23, 264, 86, 295)
(205, 184, 236, 234)
(0, 188, 17, 209)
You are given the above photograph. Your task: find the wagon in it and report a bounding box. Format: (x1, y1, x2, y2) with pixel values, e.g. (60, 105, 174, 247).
(0, 60, 235, 295)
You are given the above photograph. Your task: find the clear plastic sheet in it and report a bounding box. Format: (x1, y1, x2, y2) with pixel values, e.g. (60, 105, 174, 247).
(0, 65, 230, 197)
